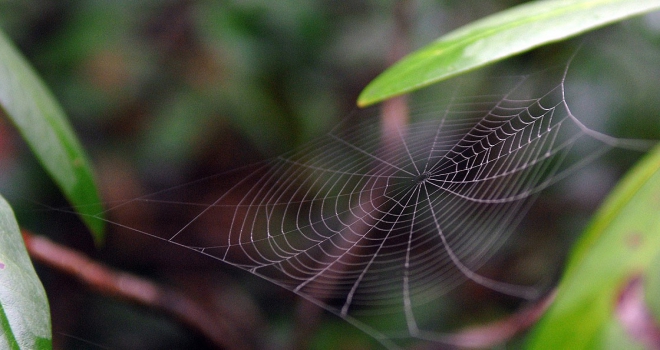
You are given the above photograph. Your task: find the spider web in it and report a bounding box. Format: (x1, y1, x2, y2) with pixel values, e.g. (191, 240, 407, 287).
(92, 58, 654, 349)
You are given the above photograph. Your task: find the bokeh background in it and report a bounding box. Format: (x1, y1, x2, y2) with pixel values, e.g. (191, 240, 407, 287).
(1, 1, 660, 349)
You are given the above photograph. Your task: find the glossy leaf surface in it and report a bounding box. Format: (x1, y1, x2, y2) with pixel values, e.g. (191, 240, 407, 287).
(358, 0, 660, 106)
(0, 29, 104, 242)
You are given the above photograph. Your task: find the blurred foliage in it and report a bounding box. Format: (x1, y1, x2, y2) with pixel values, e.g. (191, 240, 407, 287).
(0, 0, 659, 349)
(528, 143, 660, 349)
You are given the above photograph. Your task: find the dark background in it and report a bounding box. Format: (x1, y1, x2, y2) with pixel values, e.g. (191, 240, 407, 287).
(1, 1, 660, 349)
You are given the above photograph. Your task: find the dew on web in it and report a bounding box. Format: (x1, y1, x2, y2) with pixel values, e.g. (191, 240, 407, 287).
(85, 56, 656, 349)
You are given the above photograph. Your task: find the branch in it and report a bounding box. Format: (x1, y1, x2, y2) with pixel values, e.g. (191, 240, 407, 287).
(291, 2, 415, 349)
(380, 0, 412, 143)
(445, 290, 556, 349)
(22, 230, 253, 350)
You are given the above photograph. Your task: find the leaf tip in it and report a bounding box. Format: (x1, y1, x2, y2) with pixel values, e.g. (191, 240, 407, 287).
(84, 216, 106, 247)
(356, 84, 379, 108)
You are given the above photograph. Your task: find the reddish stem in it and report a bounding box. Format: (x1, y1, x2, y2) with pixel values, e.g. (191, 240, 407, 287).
(22, 230, 252, 350)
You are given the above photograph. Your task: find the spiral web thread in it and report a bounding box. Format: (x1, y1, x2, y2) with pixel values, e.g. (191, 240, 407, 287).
(95, 60, 654, 349)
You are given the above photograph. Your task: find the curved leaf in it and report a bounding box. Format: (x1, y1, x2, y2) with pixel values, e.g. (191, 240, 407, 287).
(527, 144, 660, 349)
(0, 29, 104, 242)
(358, 0, 660, 107)
(0, 195, 51, 349)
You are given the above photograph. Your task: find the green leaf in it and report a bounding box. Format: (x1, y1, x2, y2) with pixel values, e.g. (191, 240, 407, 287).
(0, 195, 51, 349)
(644, 252, 660, 324)
(357, 0, 660, 107)
(0, 29, 104, 242)
(526, 143, 660, 349)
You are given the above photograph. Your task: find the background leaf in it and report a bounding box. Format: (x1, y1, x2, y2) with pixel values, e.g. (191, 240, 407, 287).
(527, 143, 660, 349)
(358, 0, 660, 106)
(0, 29, 104, 242)
(0, 195, 51, 349)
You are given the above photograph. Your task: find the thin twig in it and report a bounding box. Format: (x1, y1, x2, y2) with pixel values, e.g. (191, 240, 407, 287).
(444, 290, 556, 349)
(22, 230, 252, 350)
(291, 1, 414, 348)
(381, 0, 412, 143)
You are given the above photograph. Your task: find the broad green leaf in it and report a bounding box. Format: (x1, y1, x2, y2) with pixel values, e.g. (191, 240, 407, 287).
(526, 144, 660, 349)
(0, 29, 104, 242)
(357, 0, 660, 107)
(0, 195, 51, 349)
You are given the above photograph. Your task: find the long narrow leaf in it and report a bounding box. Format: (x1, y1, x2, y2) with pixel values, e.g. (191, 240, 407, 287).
(0, 29, 104, 242)
(0, 195, 51, 349)
(358, 0, 660, 107)
(527, 144, 660, 348)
